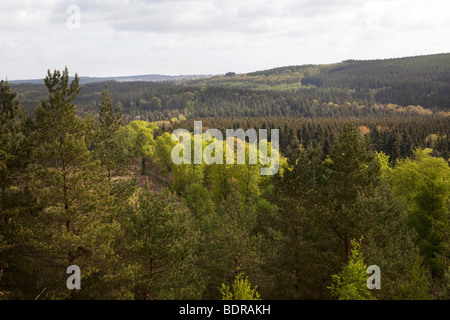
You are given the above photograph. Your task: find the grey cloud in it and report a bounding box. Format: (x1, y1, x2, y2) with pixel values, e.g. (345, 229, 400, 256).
(0, 0, 448, 80)
(47, 0, 362, 34)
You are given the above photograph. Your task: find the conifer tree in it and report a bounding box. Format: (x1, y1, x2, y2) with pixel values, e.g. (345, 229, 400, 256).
(94, 84, 129, 186)
(31, 68, 121, 298)
(0, 80, 28, 211)
(269, 122, 417, 299)
(267, 145, 325, 299)
(328, 239, 374, 300)
(0, 80, 36, 299)
(199, 192, 262, 299)
(118, 182, 203, 299)
(319, 123, 383, 257)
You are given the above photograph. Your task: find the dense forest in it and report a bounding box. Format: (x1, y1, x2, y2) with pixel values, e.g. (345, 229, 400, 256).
(1, 57, 449, 300)
(189, 53, 450, 109)
(11, 53, 450, 121)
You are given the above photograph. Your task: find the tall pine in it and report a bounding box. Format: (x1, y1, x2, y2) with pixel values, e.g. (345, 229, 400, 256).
(31, 68, 121, 299)
(94, 84, 129, 187)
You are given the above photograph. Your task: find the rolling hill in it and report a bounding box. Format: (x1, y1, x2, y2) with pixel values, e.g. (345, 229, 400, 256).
(9, 53, 450, 120)
(10, 73, 211, 85)
(187, 53, 450, 109)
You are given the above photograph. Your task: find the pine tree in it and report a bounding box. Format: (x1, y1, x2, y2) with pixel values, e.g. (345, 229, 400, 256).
(0, 80, 28, 211)
(31, 68, 121, 299)
(321, 123, 417, 299)
(199, 192, 262, 299)
(323, 122, 377, 257)
(0, 80, 38, 299)
(269, 122, 416, 299)
(118, 182, 203, 299)
(0, 79, 21, 224)
(94, 84, 129, 187)
(328, 238, 374, 300)
(267, 146, 325, 299)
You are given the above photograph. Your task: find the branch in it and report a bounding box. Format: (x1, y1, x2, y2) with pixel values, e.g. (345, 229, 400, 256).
(35, 287, 46, 300)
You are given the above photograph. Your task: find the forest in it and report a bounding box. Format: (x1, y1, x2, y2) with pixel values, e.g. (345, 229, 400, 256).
(0, 57, 449, 300)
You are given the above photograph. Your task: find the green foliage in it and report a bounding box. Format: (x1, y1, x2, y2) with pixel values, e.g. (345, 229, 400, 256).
(398, 255, 433, 300)
(94, 84, 130, 184)
(326, 123, 377, 210)
(267, 145, 325, 299)
(310, 122, 381, 260)
(328, 239, 374, 300)
(389, 148, 450, 276)
(266, 123, 417, 299)
(186, 53, 450, 111)
(439, 267, 450, 299)
(208, 161, 235, 205)
(154, 132, 177, 173)
(0, 78, 27, 211)
(183, 183, 214, 221)
(117, 120, 157, 174)
(129, 121, 158, 158)
(0, 80, 36, 300)
(118, 182, 202, 299)
(221, 273, 261, 300)
(14, 54, 450, 122)
(320, 124, 416, 299)
(171, 134, 206, 193)
(29, 68, 123, 299)
(227, 140, 262, 202)
(376, 151, 391, 179)
(2, 62, 450, 300)
(198, 192, 262, 299)
(173, 116, 450, 164)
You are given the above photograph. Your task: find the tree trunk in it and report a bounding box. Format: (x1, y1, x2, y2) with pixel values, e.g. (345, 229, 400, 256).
(142, 158, 146, 175)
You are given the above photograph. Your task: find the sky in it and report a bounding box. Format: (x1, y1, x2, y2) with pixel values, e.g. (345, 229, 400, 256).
(1, 0, 449, 80)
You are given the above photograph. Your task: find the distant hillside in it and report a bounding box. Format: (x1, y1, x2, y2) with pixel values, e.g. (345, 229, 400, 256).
(10, 73, 211, 85)
(188, 53, 450, 110)
(10, 54, 450, 121)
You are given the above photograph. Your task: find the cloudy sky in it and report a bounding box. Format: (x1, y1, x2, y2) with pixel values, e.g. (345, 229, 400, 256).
(1, 0, 449, 80)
